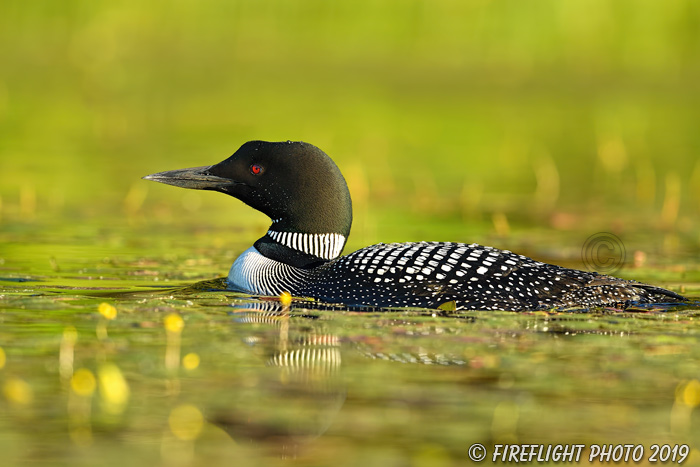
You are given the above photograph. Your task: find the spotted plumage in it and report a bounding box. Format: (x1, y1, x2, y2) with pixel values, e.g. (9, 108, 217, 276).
(144, 140, 685, 311)
(299, 242, 681, 310)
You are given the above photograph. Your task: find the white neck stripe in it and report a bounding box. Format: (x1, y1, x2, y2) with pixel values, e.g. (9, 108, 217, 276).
(267, 230, 345, 260)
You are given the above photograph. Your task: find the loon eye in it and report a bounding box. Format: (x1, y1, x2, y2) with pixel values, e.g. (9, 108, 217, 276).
(250, 164, 264, 175)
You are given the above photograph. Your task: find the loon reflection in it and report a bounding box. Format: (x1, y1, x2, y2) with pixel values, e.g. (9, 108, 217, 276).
(211, 301, 477, 457)
(209, 302, 345, 457)
(206, 300, 657, 457)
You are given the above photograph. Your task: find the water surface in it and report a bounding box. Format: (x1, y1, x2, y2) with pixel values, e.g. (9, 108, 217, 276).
(1, 220, 699, 466)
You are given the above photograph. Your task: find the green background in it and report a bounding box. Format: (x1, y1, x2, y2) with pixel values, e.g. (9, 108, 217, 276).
(1, 3, 700, 466)
(2, 1, 700, 253)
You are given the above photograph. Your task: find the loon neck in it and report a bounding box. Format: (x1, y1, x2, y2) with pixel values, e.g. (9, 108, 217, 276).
(267, 228, 345, 259)
(254, 228, 347, 269)
(253, 202, 351, 268)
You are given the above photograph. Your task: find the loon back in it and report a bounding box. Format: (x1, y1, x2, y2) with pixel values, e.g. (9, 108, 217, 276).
(143, 140, 684, 311)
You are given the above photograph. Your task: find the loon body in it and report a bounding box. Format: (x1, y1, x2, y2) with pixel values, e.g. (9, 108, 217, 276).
(144, 140, 683, 311)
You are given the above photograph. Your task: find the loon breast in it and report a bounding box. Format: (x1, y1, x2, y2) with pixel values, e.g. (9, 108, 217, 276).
(229, 246, 311, 295)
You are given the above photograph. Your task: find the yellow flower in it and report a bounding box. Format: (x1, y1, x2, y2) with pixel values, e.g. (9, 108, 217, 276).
(3, 377, 33, 405)
(98, 363, 130, 414)
(71, 368, 96, 397)
(98, 303, 117, 320)
(164, 313, 184, 333)
(182, 353, 200, 370)
(279, 291, 292, 307)
(683, 380, 700, 408)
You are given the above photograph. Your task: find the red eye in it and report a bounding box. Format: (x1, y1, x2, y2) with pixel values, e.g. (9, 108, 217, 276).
(250, 164, 263, 175)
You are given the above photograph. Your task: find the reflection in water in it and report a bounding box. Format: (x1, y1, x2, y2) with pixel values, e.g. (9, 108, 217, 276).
(206, 298, 658, 457)
(210, 303, 346, 457)
(33, 279, 699, 463)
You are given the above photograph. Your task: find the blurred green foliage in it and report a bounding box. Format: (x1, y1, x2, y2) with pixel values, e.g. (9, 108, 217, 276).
(1, 0, 699, 249)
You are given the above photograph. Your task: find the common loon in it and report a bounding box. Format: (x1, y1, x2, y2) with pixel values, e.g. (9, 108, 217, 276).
(144, 140, 684, 311)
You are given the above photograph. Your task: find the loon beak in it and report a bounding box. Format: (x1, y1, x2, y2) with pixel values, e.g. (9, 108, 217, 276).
(142, 166, 239, 191)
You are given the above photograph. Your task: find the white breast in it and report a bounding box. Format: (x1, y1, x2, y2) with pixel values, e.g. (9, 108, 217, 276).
(228, 246, 310, 296)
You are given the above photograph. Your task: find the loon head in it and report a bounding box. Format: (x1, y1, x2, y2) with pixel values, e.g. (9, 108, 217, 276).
(143, 140, 352, 267)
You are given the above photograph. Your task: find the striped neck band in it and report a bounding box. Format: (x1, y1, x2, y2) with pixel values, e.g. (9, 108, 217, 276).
(267, 230, 345, 260)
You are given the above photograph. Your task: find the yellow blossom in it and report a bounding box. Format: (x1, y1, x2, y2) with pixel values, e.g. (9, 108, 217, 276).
(280, 291, 292, 307)
(182, 353, 200, 370)
(98, 303, 117, 320)
(164, 313, 184, 333)
(71, 368, 96, 397)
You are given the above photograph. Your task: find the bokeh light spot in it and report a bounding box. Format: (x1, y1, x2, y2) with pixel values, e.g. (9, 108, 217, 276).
(4, 377, 33, 405)
(169, 404, 204, 441)
(182, 353, 200, 370)
(164, 313, 184, 333)
(71, 368, 96, 397)
(98, 302, 117, 320)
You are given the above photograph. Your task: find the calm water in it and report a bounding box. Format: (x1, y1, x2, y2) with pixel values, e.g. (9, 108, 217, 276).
(1, 221, 700, 466)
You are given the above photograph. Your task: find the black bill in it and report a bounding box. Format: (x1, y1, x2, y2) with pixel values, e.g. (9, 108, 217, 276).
(142, 166, 238, 191)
